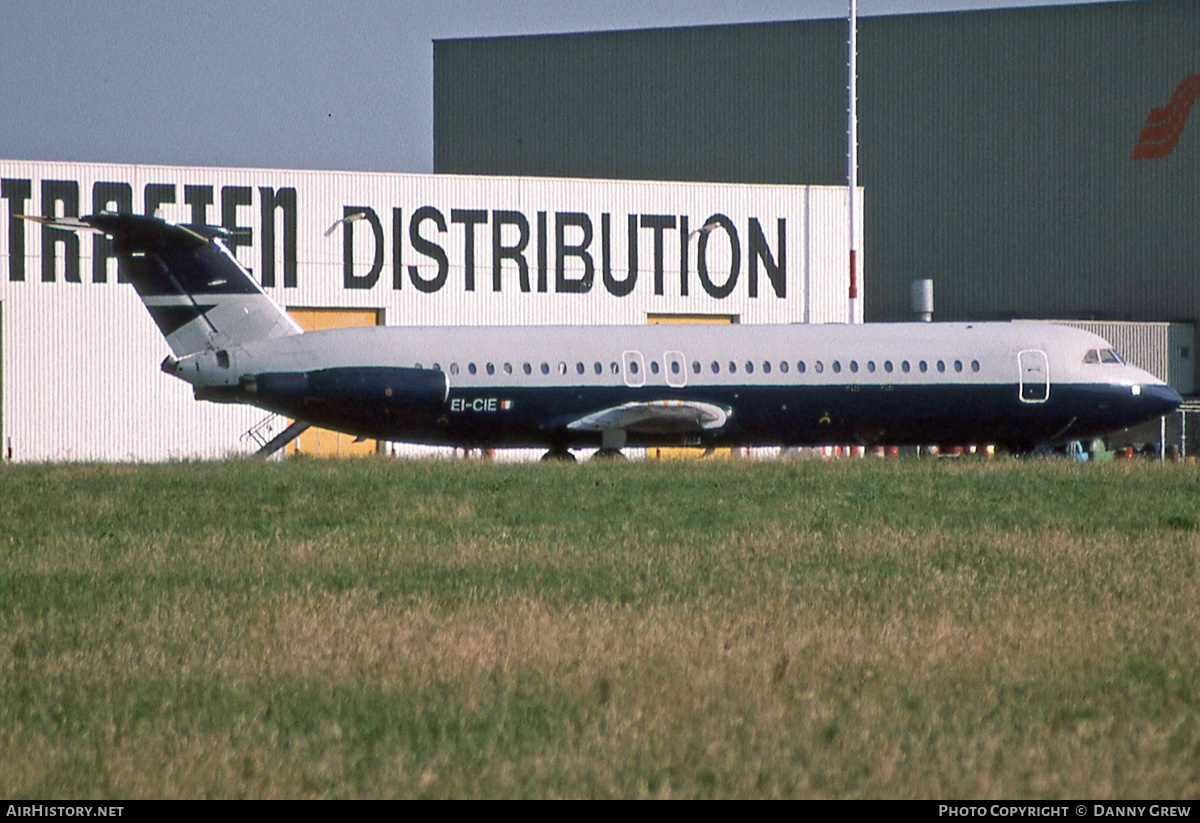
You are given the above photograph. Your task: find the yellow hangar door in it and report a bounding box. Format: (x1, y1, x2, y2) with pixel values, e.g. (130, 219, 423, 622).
(285, 308, 382, 458)
(645, 313, 735, 460)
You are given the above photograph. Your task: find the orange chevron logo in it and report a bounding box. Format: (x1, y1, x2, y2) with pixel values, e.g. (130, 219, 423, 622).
(1131, 75, 1200, 159)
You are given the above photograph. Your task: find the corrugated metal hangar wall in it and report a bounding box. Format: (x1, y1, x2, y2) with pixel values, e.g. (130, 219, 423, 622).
(433, 0, 1199, 386)
(0, 160, 857, 460)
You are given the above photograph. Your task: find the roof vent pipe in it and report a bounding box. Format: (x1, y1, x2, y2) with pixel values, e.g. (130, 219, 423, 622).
(911, 279, 933, 322)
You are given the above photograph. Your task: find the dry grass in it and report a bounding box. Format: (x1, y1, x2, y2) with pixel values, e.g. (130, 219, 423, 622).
(1, 458, 1198, 797)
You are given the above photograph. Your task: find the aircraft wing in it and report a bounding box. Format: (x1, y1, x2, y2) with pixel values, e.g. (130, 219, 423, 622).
(565, 399, 730, 436)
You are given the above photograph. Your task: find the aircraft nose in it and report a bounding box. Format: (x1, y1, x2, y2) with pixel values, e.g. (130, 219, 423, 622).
(1139, 383, 1183, 417)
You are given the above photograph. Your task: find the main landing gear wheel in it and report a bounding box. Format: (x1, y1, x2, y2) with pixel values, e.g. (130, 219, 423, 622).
(594, 427, 627, 460)
(540, 447, 576, 462)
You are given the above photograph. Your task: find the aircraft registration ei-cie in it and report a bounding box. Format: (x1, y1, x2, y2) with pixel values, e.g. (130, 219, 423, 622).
(36, 213, 1182, 459)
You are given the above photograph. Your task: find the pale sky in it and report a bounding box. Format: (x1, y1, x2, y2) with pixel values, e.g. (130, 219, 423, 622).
(0, 0, 1130, 173)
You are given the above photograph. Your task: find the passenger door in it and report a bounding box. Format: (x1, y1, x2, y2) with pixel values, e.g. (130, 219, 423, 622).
(1018, 349, 1049, 403)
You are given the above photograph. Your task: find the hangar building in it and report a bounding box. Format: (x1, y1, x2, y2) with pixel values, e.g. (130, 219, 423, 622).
(433, 0, 1199, 389)
(4, 0, 1194, 462)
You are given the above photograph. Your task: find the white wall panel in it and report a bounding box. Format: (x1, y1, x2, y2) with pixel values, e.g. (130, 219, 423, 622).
(0, 160, 859, 461)
(1, 287, 263, 461)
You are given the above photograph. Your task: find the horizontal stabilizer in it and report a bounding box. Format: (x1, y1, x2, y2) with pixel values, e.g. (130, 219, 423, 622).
(19, 214, 106, 233)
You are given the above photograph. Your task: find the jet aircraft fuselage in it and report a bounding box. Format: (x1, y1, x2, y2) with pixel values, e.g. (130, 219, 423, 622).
(174, 320, 1179, 454)
(45, 213, 1181, 457)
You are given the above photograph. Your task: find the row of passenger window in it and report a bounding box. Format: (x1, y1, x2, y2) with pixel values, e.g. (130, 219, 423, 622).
(698, 358, 981, 375)
(422, 361, 620, 376)
(416, 358, 984, 377)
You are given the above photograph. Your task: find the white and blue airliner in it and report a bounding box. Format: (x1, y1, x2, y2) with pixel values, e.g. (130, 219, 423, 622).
(37, 213, 1182, 459)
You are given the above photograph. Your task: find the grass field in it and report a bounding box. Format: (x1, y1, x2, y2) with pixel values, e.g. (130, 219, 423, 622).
(1, 457, 1198, 798)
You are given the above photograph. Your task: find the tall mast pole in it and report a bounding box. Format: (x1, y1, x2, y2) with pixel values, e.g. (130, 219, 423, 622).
(848, 0, 860, 324)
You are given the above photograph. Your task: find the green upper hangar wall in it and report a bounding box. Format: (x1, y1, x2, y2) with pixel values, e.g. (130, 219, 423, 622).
(434, 0, 1198, 335)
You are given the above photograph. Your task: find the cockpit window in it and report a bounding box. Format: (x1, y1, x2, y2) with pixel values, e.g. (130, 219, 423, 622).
(1085, 348, 1126, 365)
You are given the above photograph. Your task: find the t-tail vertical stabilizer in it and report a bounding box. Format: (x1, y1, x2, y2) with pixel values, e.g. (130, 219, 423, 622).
(38, 213, 302, 357)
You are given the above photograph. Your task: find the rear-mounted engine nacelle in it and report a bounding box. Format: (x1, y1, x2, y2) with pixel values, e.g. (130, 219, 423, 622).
(242, 367, 450, 426)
